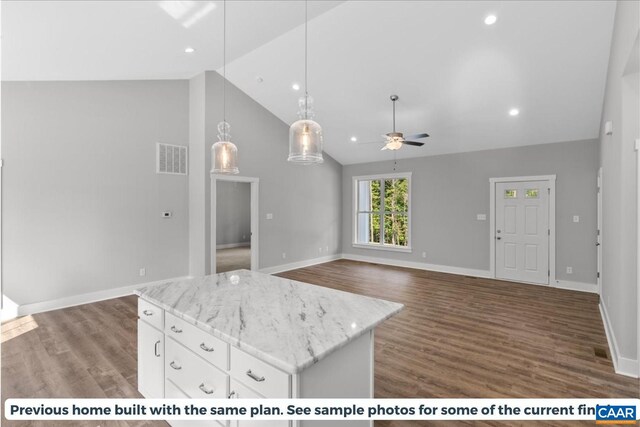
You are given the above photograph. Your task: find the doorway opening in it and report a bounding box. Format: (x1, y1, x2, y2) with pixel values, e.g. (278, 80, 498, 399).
(211, 175, 259, 274)
(489, 175, 556, 285)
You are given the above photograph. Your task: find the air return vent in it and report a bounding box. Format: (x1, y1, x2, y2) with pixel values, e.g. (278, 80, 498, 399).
(157, 143, 187, 175)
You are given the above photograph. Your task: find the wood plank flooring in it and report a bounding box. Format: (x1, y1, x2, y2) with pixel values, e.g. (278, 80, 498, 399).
(2, 259, 638, 427)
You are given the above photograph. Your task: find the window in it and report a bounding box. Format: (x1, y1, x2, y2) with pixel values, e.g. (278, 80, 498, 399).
(354, 173, 411, 252)
(504, 189, 517, 198)
(525, 189, 539, 198)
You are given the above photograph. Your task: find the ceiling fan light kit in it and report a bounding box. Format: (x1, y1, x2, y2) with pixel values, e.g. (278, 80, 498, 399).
(380, 94, 430, 151)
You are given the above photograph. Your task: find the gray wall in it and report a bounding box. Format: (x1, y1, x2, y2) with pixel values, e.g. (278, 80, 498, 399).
(216, 181, 251, 246)
(2, 80, 189, 305)
(342, 139, 600, 284)
(189, 71, 342, 275)
(599, 0, 639, 362)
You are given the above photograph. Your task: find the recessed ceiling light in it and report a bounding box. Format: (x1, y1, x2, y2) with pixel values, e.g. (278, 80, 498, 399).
(292, 83, 300, 91)
(350, 136, 358, 142)
(184, 47, 195, 53)
(484, 15, 497, 25)
(509, 108, 520, 116)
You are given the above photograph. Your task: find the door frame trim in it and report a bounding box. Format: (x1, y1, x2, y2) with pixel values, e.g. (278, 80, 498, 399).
(489, 175, 557, 285)
(210, 174, 260, 274)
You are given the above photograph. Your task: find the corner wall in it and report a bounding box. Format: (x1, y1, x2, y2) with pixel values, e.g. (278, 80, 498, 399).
(189, 72, 342, 275)
(342, 139, 600, 288)
(598, 0, 639, 377)
(1, 80, 190, 306)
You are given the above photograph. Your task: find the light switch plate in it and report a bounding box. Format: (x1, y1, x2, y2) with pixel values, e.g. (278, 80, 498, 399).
(477, 214, 487, 221)
(266, 213, 273, 220)
(573, 215, 580, 223)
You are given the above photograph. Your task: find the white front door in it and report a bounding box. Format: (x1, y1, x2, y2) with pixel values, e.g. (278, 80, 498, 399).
(495, 180, 550, 285)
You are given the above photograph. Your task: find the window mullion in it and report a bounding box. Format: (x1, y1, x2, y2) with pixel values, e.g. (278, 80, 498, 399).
(380, 179, 385, 245)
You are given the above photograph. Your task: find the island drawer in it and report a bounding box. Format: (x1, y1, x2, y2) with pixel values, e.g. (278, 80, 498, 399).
(166, 337, 229, 400)
(229, 346, 289, 398)
(166, 380, 225, 427)
(165, 311, 229, 370)
(229, 379, 288, 427)
(138, 299, 164, 331)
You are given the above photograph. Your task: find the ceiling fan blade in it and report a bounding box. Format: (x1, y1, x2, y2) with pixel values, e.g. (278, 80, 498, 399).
(381, 145, 389, 151)
(401, 140, 425, 147)
(404, 133, 429, 140)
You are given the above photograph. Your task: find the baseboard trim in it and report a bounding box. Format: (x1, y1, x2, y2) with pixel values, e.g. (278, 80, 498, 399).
(600, 301, 639, 378)
(216, 242, 250, 250)
(12, 275, 192, 318)
(341, 253, 492, 278)
(260, 254, 342, 275)
(554, 280, 598, 294)
(1, 295, 20, 322)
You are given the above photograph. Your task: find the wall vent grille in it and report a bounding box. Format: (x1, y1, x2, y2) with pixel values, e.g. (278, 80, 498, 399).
(157, 143, 188, 175)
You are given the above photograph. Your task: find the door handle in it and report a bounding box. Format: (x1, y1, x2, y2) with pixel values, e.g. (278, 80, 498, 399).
(496, 237, 502, 240)
(596, 242, 600, 246)
(154, 340, 161, 357)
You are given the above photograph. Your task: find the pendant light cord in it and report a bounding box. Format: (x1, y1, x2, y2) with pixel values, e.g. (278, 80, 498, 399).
(223, 0, 227, 123)
(304, 0, 308, 120)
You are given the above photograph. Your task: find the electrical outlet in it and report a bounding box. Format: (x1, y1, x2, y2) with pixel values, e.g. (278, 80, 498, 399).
(573, 215, 580, 223)
(566, 266, 573, 274)
(266, 213, 273, 220)
(422, 252, 427, 258)
(318, 247, 322, 253)
(139, 268, 146, 277)
(325, 246, 329, 253)
(282, 252, 286, 259)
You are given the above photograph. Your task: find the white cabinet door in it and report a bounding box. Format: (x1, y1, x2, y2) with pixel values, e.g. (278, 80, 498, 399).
(495, 181, 550, 285)
(138, 319, 164, 399)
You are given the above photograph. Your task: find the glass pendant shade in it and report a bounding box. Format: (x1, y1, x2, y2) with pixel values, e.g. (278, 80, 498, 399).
(288, 96, 324, 164)
(211, 121, 239, 174)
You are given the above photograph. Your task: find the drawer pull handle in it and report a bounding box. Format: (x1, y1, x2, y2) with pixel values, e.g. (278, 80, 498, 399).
(246, 369, 265, 382)
(143, 310, 153, 316)
(199, 342, 214, 352)
(169, 361, 182, 370)
(171, 325, 183, 334)
(154, 340, 161, 357)
(199, 383, 215, 395)
(228, 391, 237, 399)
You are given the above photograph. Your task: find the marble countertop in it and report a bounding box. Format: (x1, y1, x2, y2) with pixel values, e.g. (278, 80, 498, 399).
(135, 269, 403, 374)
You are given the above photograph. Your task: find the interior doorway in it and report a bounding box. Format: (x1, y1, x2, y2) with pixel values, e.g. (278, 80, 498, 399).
(490, 175, 556, 285)
(211, 175, 259, 274)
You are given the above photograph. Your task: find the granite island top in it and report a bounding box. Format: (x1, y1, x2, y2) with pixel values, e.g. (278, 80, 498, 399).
(135, 269, 403, 374)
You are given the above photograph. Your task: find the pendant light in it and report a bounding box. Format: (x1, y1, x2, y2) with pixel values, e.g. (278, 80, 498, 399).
(212, 0, 239, 174)
(288, 0, 323, 164)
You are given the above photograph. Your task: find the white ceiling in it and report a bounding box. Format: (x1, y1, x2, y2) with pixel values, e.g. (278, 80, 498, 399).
(2, 1, 615, 165)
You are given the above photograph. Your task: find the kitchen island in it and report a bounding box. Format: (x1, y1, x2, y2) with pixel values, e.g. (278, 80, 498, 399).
(135, 269, 403, 427)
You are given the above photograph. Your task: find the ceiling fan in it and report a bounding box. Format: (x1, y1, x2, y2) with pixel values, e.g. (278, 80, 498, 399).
(357, 95, 430, 150)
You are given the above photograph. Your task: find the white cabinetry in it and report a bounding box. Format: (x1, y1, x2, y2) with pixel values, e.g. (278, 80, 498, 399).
(138, 298, 374, 427)
(137, 319, 164, 399)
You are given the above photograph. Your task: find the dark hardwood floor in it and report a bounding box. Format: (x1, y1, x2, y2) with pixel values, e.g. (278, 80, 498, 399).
(2, 259, 638, 427)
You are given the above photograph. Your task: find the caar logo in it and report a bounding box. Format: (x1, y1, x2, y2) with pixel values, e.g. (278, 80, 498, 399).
(596, 405, 637, 425)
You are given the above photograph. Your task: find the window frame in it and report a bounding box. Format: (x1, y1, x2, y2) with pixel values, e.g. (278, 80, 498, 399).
(352, 172, 412, 253)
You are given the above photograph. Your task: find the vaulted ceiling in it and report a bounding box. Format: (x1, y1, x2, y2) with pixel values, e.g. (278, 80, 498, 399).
(2, 1, 615, 165)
